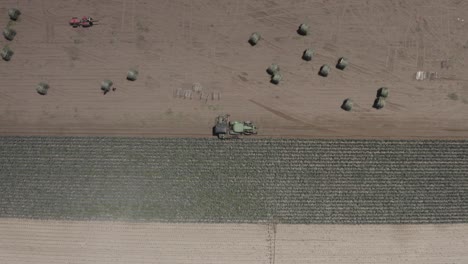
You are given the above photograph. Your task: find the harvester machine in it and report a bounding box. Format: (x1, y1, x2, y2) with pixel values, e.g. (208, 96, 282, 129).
(213, 114, 258, 139)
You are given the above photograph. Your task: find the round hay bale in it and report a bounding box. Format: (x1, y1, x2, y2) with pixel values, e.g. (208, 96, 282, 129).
(319, 64, 330, 77)
(270, 73, 282, 85)
(101, 80, 113, 93)
(266, 63, 280, 75)
(373, 97, 386, 109)
(341, 98, 353, 111)
(3, 27, 16, 41)
(36, 82, 49, 96)
(302, 48, 314, 61)
(336, 57, 348, 70)
(377, 87, 389, 98)
(248, 32, 261, 46)
(8, 8, 21, 21)
(127, 69, 139, 81)
(1, 46, 14, 61)
(297, 23, 309, 36)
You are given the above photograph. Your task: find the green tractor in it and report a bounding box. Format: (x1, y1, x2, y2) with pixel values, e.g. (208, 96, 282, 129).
(213, 114, 257, 139)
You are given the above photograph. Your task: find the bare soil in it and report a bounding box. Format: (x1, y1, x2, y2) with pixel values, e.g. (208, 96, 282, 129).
(0, 219, 467, 264)
(0, 0, 467, 139)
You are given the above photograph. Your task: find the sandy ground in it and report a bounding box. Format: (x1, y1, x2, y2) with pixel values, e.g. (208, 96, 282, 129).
(0, 0, 467, 139)
(0, 219, 466, 264)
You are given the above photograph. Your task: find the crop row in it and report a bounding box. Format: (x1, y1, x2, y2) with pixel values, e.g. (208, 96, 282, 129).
(0, 136, 467, 224)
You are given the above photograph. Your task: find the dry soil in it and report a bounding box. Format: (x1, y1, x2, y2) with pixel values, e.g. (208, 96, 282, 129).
(0, 219, 467, 264)
(0, 0, 467, 138)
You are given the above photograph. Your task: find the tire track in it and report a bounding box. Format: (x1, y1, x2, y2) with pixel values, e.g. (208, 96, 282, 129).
(131, 0, 136, 32)
(416, 17, 425, 69)
(332, 1, 347, 43)
(248, 99, 332, 132)
(77, 48, 108, 65)
(41, 0, 54, 43)
(267, 223, 277, 264)
(0, 90, 17, 102)
(121, 0, 127, 32)
(386, 47, 396, 72)
(249, 99, 307, 125)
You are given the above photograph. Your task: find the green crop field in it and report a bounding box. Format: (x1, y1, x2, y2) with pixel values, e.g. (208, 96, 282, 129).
(0, 137, 467, 224)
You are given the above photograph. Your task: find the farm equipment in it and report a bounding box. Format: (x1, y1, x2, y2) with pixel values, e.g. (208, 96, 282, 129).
(213, 114, 258, 139)
(69, 16, 95, 28)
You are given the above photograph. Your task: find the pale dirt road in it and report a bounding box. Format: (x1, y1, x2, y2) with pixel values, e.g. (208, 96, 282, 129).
(0, 0, 468, 139)
(0, 219, 467, 264)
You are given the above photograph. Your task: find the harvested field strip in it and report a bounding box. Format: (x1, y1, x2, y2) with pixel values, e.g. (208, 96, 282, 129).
(0, 137, 467, 224)
(0, 219, 467, 264)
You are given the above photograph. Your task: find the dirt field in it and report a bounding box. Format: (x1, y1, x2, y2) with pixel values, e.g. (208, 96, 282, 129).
(0, 0, 467, 138)
(0, 219, 466, 264)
